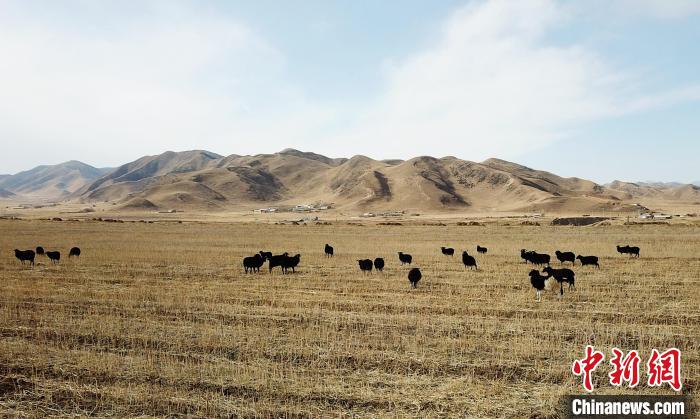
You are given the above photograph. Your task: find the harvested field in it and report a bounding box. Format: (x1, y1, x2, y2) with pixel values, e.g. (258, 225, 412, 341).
(0, 219, 698, 417)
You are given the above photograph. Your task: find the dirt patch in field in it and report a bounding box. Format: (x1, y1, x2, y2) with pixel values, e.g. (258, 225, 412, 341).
(551, 217, 609, 226)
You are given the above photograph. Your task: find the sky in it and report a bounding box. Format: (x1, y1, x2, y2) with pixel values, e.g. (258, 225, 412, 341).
(0, 0, 698, 183)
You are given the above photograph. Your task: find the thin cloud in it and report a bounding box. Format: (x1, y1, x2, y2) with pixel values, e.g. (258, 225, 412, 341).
(0, 0, 698, 174)
(0, 1, 334, 172)
(327, 0, 699, 161)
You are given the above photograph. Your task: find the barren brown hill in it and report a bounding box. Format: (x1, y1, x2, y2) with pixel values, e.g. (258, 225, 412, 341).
(0, 187, 15, 198)
(606, 180, 700, 202)
(0, 160, 108, 201)
(72, 149, 653, 213)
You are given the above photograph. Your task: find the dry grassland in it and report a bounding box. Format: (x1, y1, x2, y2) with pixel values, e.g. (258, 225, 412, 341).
(0, 219, 698, 417)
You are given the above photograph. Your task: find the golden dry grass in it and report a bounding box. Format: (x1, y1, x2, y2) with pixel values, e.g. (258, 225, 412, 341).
(0, 219, 698, 417)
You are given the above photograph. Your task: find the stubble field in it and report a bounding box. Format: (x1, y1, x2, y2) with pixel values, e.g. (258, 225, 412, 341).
(0, 218, 698, 417)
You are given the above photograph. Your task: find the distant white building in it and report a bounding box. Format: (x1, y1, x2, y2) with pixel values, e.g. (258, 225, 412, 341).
(254, 208, 277, 213)
(640, 213, 671, 220)
(292, 204, 313, 212)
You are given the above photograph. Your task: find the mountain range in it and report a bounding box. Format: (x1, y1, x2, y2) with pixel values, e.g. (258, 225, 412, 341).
(2, 149, 699, 213)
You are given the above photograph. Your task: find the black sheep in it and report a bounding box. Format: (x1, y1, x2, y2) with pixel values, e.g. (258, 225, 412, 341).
(36, 246, 45, 256)
(543, 266, 575, 296)
(373, 257, 385, 272)
(243, 254, 265, 273)
(358, 259, 373, 273)
(408, 267, 422, 289)
(46, 251, 61, 264)
(324, 244, 334, 257)
(476, 245, 487, 254)
(529, 269, 549, 301)
(555, 250, 575, 265)
(69, 247, 81, 258)
(398, 252, 412, 265)
(267, 252, 289, 273)
(523, 250, 550, 266)
(281, 254, 301, 274)
(14, 249, 35, 266)
(441, 247, 454, 256)
(617, 245, 640, 258)
(576, 255, 600, 268)
(462, 251, 477, 270)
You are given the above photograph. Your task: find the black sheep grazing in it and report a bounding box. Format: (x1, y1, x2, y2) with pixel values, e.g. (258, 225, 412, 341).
(69, 247, 81, 258)
(408, 267, 422, 288)
(555, 250, 575, 265)
(373, 257, 385, 272)
(521, 249, 530, 263)
(441, 247, 454, 256)
(267, 252, 289, 273)
(324, 244, 334, 257)
(522, 250, 550, 266)
(576, 255, 600, 268)
(533, 252, 551, 266)
(358, 259, 373, 273)
(529, 269, 549, 301)
(398, 252, 412, 265)
(46, 251, 61, 264)
(461, 251, 477, 270)
(476, 245, 487, 254)
(14, 249, 35, 266)
(36, 246, 45, 256)
(617, 245, 640, 258)
(281, 254, 301, 274)
(543, 266, 575, 296)
(243, 254, 265, 273)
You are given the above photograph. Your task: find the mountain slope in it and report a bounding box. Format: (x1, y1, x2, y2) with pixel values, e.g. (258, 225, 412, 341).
(0, 161, 109, 200)
(606, 181, 700, 202)
(0, 149, 665, 213)
(72, 149, 645, 213)
(0, 187, 15, 198)
(77, 150, 222, 202)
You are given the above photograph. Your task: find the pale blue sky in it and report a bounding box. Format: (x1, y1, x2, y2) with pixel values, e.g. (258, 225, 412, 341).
(0, 0, 698, 183)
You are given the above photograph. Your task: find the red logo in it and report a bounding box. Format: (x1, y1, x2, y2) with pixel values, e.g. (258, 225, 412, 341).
(647, 348, 682, 391)
(572, 345, 606, 392)
(572, 347, 682, 392)
(609, 348, 641, 388)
